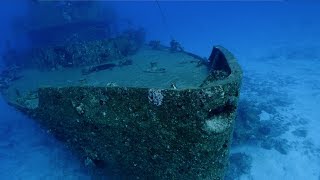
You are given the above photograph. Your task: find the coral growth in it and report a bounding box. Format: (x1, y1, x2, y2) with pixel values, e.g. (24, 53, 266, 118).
(170, 39, 184, 52)
(148, 89, 164, 106)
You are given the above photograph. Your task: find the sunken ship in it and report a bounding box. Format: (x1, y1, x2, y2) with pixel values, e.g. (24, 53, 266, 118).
(0, 1, 242, 179)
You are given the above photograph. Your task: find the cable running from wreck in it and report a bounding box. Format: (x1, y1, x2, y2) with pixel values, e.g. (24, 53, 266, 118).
(155, 0, 174, 40)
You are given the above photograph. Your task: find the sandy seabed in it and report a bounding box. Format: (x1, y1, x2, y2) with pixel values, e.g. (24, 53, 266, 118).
(227, 42, 320, 180)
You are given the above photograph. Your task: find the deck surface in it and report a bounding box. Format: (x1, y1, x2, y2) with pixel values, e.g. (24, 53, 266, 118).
(3, 47, 209, 101)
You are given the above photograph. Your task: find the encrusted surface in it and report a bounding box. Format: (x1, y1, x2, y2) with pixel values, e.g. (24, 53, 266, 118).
(3, 46, 242, 179)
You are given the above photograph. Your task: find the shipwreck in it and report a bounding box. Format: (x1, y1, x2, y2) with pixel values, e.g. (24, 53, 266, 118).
(0, 1, 242, 179)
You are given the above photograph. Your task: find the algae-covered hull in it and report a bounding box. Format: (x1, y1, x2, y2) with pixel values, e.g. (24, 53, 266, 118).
(1, 46, 242, 179)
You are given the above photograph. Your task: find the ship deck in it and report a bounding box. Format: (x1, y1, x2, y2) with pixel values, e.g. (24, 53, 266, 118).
(1, 47, 209, 102)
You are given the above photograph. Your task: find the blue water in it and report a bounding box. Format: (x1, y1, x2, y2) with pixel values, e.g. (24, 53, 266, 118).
(1, 1, 320, 179)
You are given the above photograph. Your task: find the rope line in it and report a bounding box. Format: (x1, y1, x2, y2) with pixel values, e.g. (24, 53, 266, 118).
(155, 0, 174, 40)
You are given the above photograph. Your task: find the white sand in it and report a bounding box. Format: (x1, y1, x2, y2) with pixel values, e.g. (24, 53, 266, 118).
(233, 44, 320, 180)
